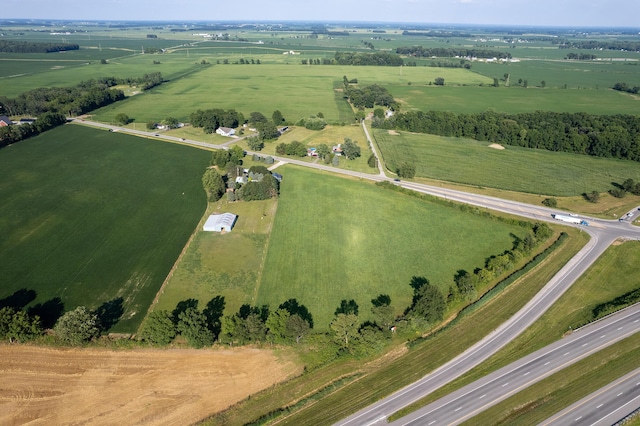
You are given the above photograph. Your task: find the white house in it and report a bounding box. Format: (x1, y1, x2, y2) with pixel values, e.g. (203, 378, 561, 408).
(203, 213, 238, 233)
(216, 127, 236, 137)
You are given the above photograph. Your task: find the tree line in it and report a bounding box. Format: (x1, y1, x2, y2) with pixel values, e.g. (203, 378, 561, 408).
(0, 112, 67, 148)
(556, 39, 640, 52)
(0, 40, 79, 53)
(565, 52, 597, 60)
(333, 51, 404, 66)
(396, 46, 511, 59)
(613, 82, 640, 95)
(374, 109, 640, 162)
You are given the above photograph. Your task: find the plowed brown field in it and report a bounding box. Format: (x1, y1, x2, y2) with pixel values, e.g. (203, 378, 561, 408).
(0, 345, 300, 425)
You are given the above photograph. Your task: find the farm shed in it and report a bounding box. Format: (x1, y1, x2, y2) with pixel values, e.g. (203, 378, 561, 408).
(203, 213, 237, 232)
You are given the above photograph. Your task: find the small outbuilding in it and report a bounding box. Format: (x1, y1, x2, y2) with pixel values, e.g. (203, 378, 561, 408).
(0, 116, 13, 127)
(203, 213, 238, 233)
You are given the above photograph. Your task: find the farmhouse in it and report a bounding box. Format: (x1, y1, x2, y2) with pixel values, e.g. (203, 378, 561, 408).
(216, 127, 236, 137)
(203, 213, 238, 233)
(0, 116, 14, 127)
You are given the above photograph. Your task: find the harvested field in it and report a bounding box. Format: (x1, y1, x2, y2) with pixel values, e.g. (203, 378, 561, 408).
(0, 345, 301, 426)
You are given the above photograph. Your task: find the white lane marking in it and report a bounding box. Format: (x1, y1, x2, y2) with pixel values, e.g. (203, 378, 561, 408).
(634, 319, 638, 323)
(582, 343, 588, 347)
(428, 421, 436, 425)
(575, 416, 582, 421)
(524, 372, 530, 376)
(600, 335, 606, 338)
(618, 392, 624, 396)
(597, 404, 603, 408)
(479, 394, 486, 399)
(564, 352, 570, 356)
(502, 382, 509, 387)
(617, 327, 623, 330)
(544, 362, 551, 366)
(454, 407, 462, 412)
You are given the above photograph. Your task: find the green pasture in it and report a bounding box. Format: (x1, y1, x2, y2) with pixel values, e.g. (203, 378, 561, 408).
(471, 59, 640, 90)
(390, 84, 640, 115)
(152, 198, 278, 318)
(373, 129, 640, 196)
(0, 125, 210, 332)
(256, 166, 528, 330)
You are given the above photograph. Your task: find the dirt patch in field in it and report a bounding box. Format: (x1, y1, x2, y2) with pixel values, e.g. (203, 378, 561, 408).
(0, 345, 300, 426)
(488, 143, 505, 150)
(388, 130, 400, 136)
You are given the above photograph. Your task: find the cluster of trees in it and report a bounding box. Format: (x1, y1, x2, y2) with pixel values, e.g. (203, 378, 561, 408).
(564, 53, 597, 60)
(609, 178, 640, 198)
(613, 82, 640, 95)
(343, 77, 397, 110)
(1, 83, 124, 117)
(0, 112, 67, 148)
(333, 51, 404, 66)
(374, 109, 640, 162)
(429, 60, 471, 69)
(0, 306, 42, 343)
(202, 153, 279, 203)
(396, 46, 511, 59)
(190, 108, 244, 133)
(556, 40, 640, 52)
(0, 40, 79, 53)
(276, 140, 308, 157)
(237, 58, 261, 64)
(296, 114, 326, 130)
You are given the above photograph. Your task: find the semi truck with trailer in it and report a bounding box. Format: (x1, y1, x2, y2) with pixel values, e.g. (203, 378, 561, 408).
(551, 214, 589, 226)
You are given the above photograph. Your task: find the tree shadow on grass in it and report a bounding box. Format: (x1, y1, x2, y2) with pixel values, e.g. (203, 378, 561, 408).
(279, 298, 314, 329)
(0, 289, 36, 310)
(172, 298, 199, 323)
(95, 297, 124, 332)
(28, 297, 65, 329)
(203, 295, 225, 338)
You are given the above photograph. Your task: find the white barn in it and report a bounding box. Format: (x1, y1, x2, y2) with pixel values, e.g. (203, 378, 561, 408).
(203, 213, 237, 232)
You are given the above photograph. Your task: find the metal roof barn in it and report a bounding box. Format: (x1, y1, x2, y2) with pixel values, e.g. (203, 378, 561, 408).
(203, 213, 237, 232)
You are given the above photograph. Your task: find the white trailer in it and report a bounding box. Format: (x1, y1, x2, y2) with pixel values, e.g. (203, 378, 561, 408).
(551, 214, 588, 226)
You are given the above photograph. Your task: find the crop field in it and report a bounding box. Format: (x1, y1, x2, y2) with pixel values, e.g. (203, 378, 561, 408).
(256, 166, 528, 330)
(373, 129, 640, 196)
(390, 84, 640, 115)
(471, 60, 640, 90)
(0, 125, 210, 332)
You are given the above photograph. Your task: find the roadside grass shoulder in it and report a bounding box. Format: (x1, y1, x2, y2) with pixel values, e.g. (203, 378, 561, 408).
(373, 129, 640, 197)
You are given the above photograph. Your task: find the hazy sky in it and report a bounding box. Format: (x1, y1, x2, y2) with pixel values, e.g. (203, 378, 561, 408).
(4, 0, 640, 28)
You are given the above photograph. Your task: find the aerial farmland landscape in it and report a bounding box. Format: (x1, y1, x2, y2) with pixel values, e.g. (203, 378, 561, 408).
(1, 1, 640, 424)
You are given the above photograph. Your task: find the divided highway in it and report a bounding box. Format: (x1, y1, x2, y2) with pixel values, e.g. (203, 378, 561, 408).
(541, 367, 640, 426)
(389, 305, 640, 425)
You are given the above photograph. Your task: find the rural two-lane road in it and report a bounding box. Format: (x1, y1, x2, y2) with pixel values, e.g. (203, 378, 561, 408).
(74, 119, 640, 424)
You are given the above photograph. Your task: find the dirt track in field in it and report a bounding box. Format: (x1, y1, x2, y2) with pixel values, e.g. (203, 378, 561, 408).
(0, 345, 300, 426)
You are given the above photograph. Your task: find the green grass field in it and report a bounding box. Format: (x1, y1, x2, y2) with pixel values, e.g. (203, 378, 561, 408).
(373, 129, 640, 196)
(256, 166, 529, 330)
(0, 125, 210, 332)
(390, 84, 640, 115)
(152, 198, 278, 317)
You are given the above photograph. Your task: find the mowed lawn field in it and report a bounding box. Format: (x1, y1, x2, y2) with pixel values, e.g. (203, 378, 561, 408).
(256, 166, 529, 330)
(0, 125, 210, 332)
(373, 129, 640, 196)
